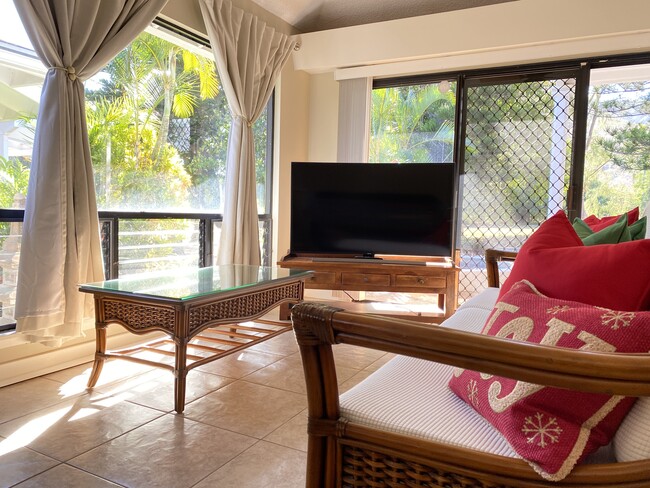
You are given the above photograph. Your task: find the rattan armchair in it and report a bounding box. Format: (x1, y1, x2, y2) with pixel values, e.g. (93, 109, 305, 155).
(291, 250, 650, 487)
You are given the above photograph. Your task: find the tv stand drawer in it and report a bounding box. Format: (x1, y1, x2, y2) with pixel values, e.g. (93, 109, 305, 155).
(341, 273, 391, 286)
(395, 275, 446, 288)
(307, 272, 337, 285)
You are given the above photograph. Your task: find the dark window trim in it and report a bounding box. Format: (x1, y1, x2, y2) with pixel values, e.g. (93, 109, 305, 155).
(152, 17, 211, 48)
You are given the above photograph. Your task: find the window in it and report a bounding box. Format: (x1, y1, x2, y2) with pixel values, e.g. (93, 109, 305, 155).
(0, 5, 42, 330)
(88, 24, 273, 277)
(583, 64, 650, 217)
(0, 8, 275, 330)
(370, 78, 456, 163)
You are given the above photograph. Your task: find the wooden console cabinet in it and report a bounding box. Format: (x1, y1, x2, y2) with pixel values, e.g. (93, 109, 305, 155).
(278, 254, 459, 323)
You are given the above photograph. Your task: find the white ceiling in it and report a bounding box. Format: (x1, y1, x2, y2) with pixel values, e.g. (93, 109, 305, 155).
(251, 0, 517, 33)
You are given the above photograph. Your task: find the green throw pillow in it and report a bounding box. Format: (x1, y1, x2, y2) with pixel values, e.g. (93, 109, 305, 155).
(573, 214, 630, 246)
(629, 216, 647, 240)
(572, 218, 594, 239)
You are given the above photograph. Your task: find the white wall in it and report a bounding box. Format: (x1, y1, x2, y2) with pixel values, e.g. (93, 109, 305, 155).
(273, 58, 311, 263)
(294, 0, 650, 77)
(307, 72, 339, 162)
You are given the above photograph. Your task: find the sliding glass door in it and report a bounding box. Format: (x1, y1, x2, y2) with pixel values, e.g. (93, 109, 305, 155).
(457, 70, 581, 300)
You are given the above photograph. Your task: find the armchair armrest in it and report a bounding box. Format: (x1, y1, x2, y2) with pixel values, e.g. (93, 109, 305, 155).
(293, 302, 650, 413)
(485, 248, 518, 287)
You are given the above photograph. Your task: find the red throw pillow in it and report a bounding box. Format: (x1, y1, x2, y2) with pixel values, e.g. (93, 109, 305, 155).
(449, 280, 650, 481)
(583, 207, 640, 232)
(499, 210, 650, 311)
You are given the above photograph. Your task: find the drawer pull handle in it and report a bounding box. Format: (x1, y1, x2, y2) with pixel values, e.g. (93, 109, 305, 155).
(363, 277, 369, 282)
(417, 278, 425, 284)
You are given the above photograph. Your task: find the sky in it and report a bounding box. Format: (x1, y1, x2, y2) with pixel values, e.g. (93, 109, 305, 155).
(0, 1, 33, 50)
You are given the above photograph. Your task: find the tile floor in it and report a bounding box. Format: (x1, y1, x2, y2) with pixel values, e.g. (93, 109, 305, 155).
(0, 315, 393, 487)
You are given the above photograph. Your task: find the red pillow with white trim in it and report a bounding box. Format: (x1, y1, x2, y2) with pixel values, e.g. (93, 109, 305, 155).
(583, 207, 639, 232)
(498, 210, 650, 311)
(449, 280, 650, 481)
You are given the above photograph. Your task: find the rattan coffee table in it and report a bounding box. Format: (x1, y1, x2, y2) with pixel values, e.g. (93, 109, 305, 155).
(80, 265, 311, 413)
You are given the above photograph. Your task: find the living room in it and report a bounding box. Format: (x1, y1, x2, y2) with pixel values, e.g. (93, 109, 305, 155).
(0, 0, 649, 486)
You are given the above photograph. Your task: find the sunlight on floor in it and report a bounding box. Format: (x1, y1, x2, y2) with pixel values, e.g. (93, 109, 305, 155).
(0, 407, 74, 455)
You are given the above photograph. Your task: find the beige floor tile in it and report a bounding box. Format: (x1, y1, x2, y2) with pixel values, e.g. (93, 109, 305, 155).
(264, 409, 308, 452)
(332, 343, 388, 370)
(339, 369, 376, 393)
(244, 355, 361, 395)
(96, 368, 233, 412)
(0, 437, 59, 488)
(0, 392, 163, 461)
(12, 464, 121, 488)
(193, 440, 306, 488)
(364, 352, 396, 372)
(241, 356, 310, 394)
(44, 360, 155, 395)
(0, 378, 84, 425)
(70, 414, 255, 488)
(246, 330, 299, 356)
(183, 380, 306, 438)
(195, 349, 284, 379)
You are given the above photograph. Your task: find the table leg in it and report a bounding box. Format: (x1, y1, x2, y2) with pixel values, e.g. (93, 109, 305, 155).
(279, 301, 293, 320)
(87, 326, 107, 388)
(437, 294, 445, 315)
(174, 338, 188, 414)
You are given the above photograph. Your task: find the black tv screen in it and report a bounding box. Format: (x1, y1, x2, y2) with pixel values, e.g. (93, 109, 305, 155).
(290, 162, 455, 257)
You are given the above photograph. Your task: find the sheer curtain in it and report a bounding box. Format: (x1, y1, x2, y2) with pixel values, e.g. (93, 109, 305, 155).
(14, 0, 168, 346)
(199, 0, 296, 265)
(337, 77, 371, 162)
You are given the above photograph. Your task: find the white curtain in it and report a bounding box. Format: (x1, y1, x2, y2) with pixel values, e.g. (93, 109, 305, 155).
(14, 0, 168, 346)
(199, 0, 297, 265)
(337, 77, 371, 162)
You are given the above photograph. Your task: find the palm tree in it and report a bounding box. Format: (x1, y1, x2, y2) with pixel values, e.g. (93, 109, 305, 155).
(370, 83, 455, 163)
(90, 32, 220, 165)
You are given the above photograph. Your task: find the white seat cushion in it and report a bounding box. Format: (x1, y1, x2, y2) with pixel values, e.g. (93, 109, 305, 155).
(340, 295, 519, 458)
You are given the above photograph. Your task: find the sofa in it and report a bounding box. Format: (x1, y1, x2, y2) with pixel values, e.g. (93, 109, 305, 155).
(291, 242, 650, 487)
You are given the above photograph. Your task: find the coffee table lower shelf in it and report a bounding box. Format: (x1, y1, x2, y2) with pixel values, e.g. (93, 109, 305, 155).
(94, 318, 290, 396)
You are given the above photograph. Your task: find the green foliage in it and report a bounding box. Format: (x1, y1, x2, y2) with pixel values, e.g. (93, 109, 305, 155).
(370, 83, 456, 163)
(462, 80, 569, 227)
(599, 124, 650, 170)
(0, 156, 29, 208)
(584, 82, 650, 217)
(85, 32, 226, 211)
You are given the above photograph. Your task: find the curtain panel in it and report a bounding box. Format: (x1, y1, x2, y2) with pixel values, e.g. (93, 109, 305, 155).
(337, 77, 371, 162)
(199, 0, 296, 265)
(13, 0, 168, 346)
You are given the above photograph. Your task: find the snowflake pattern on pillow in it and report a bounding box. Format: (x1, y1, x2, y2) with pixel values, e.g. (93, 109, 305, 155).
(448, 280, 650, 481)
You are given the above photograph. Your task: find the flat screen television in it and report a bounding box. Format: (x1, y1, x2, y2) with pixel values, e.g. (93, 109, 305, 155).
(290, 162, 455, 258)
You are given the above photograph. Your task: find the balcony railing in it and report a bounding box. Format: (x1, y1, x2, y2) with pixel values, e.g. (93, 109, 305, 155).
(0, 209, 273, 332)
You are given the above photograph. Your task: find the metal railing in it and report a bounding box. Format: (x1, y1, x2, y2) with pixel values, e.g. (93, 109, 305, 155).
(0, 209, 273, 331)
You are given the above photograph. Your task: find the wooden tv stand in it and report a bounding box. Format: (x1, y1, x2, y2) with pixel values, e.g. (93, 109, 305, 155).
(278, 254, 459, 323)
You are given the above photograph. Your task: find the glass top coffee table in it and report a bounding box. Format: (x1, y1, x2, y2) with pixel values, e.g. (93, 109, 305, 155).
(80, 265, 312, 413)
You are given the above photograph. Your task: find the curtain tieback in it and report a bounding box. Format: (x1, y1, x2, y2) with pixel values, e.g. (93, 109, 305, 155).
(49, 66, 78, 81)
(235, 114, 253, 128)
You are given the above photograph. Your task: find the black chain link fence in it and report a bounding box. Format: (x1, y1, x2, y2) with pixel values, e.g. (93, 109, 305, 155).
(458, 78, 575, 301)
